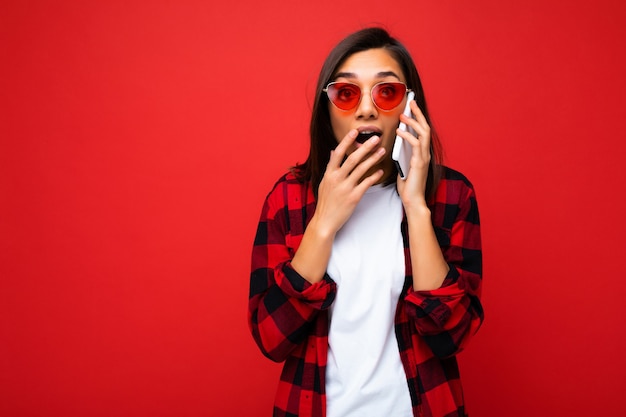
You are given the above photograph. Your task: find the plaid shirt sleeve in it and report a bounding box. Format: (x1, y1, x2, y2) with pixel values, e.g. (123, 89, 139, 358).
(248, 173, 337, 362)
(403, 167, 484, 359)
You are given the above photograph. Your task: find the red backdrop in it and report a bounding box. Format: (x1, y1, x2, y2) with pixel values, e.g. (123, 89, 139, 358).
(2, 1, 626, 416)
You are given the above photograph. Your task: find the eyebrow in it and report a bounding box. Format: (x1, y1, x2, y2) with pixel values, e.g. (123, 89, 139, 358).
(333, 71, 401, 80)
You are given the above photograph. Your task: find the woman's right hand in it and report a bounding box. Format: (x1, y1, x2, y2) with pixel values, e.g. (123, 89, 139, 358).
(291, 129, 386, 283)
(314, 129, 387, 237)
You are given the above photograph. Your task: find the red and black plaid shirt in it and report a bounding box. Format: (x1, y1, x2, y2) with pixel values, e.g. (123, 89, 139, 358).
(248, 166, 483, 417)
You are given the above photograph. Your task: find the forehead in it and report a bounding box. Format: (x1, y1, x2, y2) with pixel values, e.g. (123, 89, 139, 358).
(335, 48, 405, 82)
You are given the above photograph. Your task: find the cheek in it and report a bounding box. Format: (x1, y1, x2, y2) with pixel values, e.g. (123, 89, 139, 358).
(329, 111, 351, 142)
(383, 112, 402, 134)
(380, 114, 403, 149)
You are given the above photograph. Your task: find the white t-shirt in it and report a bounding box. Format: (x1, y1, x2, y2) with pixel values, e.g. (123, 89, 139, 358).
(325, 183, 413, 417)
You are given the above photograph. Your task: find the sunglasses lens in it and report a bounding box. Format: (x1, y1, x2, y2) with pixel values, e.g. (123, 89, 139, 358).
(372, 83, 407, 110)
(327, 83, 361, 110)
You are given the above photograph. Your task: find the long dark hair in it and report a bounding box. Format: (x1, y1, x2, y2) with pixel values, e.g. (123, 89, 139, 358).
(294, 27, 443, 200)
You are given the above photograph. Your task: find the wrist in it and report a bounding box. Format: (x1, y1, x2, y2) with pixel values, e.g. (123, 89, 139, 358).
(405, 205, 432, 228)
(307, 215, 337, 243)
(403, 199, 431, 219)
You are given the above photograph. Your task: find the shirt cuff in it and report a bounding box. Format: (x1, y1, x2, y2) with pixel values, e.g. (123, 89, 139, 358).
(275, 262, 336, 310)
(404, 267, 465, 330)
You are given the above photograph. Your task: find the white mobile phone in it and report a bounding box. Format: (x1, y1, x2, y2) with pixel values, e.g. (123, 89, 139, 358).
(392, 91, 416, 180)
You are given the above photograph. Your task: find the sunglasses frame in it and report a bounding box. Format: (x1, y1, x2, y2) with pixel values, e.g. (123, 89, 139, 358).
(323, 81, 412, 111)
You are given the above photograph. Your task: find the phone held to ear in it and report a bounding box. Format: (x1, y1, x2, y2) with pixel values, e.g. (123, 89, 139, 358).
(392, 91, 415, 180)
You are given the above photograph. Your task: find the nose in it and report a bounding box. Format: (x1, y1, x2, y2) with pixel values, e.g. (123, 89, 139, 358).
(355, 88, 378, 119)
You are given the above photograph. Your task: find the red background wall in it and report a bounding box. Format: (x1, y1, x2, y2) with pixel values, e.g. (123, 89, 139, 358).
(2, 1, 625, 416)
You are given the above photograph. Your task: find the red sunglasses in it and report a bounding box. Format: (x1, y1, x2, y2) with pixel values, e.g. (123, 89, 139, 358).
(323, 81, 411, 111)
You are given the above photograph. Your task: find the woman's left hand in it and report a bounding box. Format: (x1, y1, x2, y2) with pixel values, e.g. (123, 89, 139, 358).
(396, 100, 432, 209)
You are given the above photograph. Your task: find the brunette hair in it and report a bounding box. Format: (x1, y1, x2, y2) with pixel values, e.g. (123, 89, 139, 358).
(293, 27, 443, 199)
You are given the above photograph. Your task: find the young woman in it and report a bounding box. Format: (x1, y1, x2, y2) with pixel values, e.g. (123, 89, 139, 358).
(248, 27, 483, 417)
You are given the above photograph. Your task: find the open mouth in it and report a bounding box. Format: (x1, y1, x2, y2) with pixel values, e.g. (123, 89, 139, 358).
(356, 131, 380, 144)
